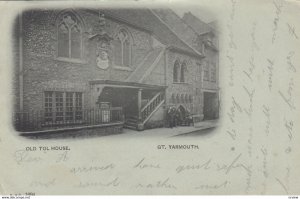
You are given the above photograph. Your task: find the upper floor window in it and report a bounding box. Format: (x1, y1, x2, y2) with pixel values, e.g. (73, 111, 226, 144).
(173, 60, 180, 83)
(211, 62, 217, 82)
(57, 13, 82, 59)
(180, 62, 187, 83)
(173, 60, 188, 83)
(203, 61, 210, 81)
(114, 29, 131, 67)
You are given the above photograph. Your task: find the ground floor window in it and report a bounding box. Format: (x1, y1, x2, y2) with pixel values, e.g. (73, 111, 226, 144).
(44, 91, 83, 124)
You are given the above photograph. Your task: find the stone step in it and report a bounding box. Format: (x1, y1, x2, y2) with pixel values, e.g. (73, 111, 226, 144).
(124, 124, 138, 130)
(125, 120, 138, 126)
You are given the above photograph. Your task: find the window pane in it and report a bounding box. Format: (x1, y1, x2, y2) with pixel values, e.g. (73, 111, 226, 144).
(114, 40, 122, 66)
(44, 92, 53, 122)
(58, 23, 69, 58)
(204, 61, 210, 81)
(75, 92, 82, 120)
(211, 63, 216, 82)
(123, 39, 130, 67)
(55, 92, 64, 122)
(66, 92, 74, 121)
(71, 25, 81, 59)
(173, 61, 180, 82)
(180, 63, 186, 83)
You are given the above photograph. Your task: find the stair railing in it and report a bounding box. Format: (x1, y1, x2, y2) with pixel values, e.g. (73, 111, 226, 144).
(141, 92, 164, 121)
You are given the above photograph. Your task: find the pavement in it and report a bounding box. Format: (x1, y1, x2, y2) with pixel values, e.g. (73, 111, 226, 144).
(117, 119, 219, 138)
(24, 119, 219, 139)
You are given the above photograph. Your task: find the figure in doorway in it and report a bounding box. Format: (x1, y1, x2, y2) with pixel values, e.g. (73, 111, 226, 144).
(167, 106, 177, 128)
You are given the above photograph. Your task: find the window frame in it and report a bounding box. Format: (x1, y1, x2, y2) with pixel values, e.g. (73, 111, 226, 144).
(43, 91, 84, 125)
(180, 61, 187, 83)
(203, 60, 210, 81)
(56, 11, 84, 63)
(211, 62, 217, 82)
(173, 59, 188, 84)
(113, 28, 132, 69)
(173, 60, 180, 83)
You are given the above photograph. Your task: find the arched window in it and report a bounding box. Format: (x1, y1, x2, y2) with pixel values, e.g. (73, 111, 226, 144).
(114, 29, 131, 67)
(173, 60, 180, 83)
(180, 62, 187, 83)
(57, 12, 82, 59)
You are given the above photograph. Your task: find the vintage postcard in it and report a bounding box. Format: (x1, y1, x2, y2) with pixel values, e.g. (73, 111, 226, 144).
(0, 0, 299, 195)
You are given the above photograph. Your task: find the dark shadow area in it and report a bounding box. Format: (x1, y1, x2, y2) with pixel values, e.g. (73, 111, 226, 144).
(21, 126, 124, 140)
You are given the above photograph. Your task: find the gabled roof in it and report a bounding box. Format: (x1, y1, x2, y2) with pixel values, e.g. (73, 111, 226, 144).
(126, 47, 163, 82)
(182, 12, 214, 35)
(87, 9, 201, 57)
(151, 9, 200, 53)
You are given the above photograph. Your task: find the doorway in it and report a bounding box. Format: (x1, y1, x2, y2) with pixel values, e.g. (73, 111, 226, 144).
(203, 92, 219, 120)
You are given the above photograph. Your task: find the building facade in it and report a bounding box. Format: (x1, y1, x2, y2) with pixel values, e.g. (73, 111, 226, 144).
(13, 8, 219, 133)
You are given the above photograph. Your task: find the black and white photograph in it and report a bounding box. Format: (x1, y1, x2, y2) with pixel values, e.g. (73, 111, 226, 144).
(12, 7, 219, 139)
(1, 0, 300, 196)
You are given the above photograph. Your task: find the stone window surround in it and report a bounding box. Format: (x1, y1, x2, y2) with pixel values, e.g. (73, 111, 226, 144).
(53, 13, 138, 71)
(173, 59, 188, 84)
(112, 27, 133, 70)
(56, 11, 84, 63)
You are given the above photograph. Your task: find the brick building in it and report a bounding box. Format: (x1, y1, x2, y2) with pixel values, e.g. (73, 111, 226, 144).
(13, 8, 219, 133)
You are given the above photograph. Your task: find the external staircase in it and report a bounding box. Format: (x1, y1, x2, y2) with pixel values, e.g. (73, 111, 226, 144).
(124, 92, 165, 130)
(124, 47, 166, 131)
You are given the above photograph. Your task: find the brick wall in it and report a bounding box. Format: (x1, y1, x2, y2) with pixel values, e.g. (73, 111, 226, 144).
(19, 9, 154, 111)
(15, 9, 209, 122)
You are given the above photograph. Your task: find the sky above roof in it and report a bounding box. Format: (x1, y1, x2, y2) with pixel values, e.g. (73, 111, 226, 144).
(172, 7, 216, 23)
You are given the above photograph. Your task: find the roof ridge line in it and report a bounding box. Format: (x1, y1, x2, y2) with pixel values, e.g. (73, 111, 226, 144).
(125, 47, 161, 82)
(150, 9, 203, 57)
(182, 13, 214, 35)
(139, 47, 165, 83)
